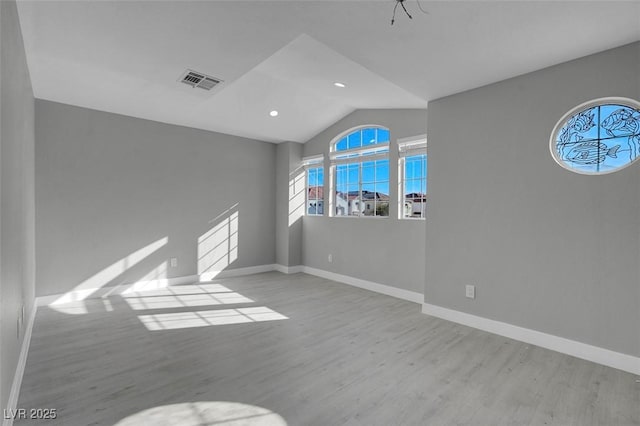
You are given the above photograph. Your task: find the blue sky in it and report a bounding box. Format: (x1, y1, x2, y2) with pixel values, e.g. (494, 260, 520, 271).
(556, 104, 640, 173)
(310, 154, 427, 197)
(308, 127, 427, 197)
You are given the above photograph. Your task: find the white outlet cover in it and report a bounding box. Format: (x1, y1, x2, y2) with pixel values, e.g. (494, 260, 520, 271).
(465, 285, 476, 299)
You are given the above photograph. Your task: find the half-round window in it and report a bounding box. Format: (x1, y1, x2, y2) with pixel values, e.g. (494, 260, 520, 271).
(550, 97, 640, 174)
(333, 126, 390, 152)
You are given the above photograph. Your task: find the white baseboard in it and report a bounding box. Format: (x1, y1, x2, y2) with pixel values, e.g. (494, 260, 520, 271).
(37, 264, 281, 306)
(302, 266, 423, 304)
(3, 304, 37, 426)
(422, 302, 640, 376)
(273, 264, 304, 274)
(36, 275, 200, 306)
(36, 264, 422, 308)
(203, 264, 277, 280)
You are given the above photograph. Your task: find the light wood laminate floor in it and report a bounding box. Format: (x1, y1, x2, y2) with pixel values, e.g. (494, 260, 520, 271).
(17, 272, 640, 425)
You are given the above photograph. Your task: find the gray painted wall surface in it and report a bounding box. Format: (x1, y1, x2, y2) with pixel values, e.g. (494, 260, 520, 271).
(303, 109, 427, 294)
(35, 100, 276, 297)
(275, 142, 303, 267)
(0, 0, 36, 411)
(426, 42, 640, 356)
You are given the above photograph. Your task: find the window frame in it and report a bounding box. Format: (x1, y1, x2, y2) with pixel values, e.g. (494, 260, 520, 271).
(398, 135, 427, 220)
(330, 125, 391, 218)
(303, 155, 324, 217)
(549, 97, 640, 175)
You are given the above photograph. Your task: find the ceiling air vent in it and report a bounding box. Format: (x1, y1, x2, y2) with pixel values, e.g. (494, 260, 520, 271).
(179, 69, 223, 91)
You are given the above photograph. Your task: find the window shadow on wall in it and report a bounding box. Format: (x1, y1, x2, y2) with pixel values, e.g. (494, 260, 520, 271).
(197, 203, 239, 282)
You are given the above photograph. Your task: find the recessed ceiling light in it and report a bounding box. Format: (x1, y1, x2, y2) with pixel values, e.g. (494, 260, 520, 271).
(334, 82, 346, 88)
(269, 110, 279, 117)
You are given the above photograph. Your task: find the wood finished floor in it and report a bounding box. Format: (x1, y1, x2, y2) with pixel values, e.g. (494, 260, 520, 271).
(17, 272, 640, 426)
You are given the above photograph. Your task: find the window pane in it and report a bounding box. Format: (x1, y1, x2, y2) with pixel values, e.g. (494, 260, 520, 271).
(422, 156, 428, 193)
(405, 159, 414, 179)
(331, 126, 391, 218)
(335, 127, 389, 153)
(347, 184, 360, 216)
(374, 201, 389, 217)
(377, 128, 390, 142)
(308, 168, 316, 186)
(335, 165, 347, 193)
(362, 128, 376, 147)
(348, 131, 362, 150)
(552, 102, 640, 174)
(362, 161, 375, 184)
(307, 166, 324, 215)
(348, 163, 359, 184)
(375, 181, 389, 196)
(402, 154, 427, 218)
(335, 189, 348, 216)
(375, 159, 389, 181)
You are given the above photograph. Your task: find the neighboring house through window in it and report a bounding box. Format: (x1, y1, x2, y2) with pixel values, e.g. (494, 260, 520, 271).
(330, 126, 390, 217)
(398, 135, 427, 219)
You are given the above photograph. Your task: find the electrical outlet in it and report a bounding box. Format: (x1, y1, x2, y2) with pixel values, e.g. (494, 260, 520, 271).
(465, 285, 476, 299)
(328, 254, 333, 263)
(170, 258, 178, 268)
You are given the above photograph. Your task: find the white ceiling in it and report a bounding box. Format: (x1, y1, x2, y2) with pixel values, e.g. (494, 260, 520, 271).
(16, 1, 640, 143)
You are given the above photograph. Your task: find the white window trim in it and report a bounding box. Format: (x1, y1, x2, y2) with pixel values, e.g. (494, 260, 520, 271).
(549, 97, 640, 175)
(330, 142, 389, 162)
(330, 126, 391, 218)
(303, 155, 325, 217)
(398, 135, 427, 220)
(398, 134, 427, 156)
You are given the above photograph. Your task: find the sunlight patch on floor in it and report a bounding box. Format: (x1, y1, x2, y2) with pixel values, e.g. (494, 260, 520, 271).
(138, 307, 288, 330)
(114, 401, 287, 426)
(122, 283, 254, 310)
(49, 237, 168, 313)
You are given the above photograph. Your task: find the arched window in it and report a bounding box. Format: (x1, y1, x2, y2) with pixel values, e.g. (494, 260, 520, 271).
(330, 126, 390, 217)
(550, 97, 640, 174)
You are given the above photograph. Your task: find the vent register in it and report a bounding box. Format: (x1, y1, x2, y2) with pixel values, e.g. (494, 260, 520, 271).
(179, 69, 222, 91)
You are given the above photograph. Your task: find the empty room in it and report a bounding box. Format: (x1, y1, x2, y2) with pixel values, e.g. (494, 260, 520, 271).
(1, 0, 639, 425)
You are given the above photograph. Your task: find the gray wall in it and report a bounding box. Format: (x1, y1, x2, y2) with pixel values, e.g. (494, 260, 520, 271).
(426, 42, 640, 356)
(0, 0, 36, 411)
(275, 142, 303, 267)
(303, 109, 427, 294)
(35, 100, 276, 297)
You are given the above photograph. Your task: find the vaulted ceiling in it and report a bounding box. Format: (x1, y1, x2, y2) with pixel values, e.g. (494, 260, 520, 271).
(16, 1, 640, 143)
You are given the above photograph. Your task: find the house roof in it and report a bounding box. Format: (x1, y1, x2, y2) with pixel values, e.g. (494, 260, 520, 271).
(337, 190, 390, 202)
(308, 186, 324, 200)
(405, 193, 427, 200)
